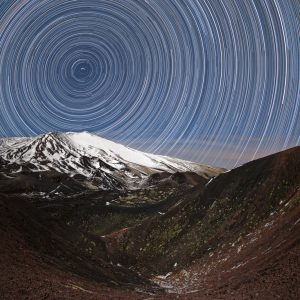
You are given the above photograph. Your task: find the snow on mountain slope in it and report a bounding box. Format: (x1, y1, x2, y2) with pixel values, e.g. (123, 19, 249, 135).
(0, 132, 223, 190)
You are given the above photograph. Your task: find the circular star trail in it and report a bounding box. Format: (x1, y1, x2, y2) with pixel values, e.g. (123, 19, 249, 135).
(0, 0, 299, 168)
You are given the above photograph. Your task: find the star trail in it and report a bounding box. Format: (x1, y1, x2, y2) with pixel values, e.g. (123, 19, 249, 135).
(0, 0, 299, 168)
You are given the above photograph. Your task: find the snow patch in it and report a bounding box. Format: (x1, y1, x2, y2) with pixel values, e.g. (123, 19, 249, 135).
(157, 272, 172, 279)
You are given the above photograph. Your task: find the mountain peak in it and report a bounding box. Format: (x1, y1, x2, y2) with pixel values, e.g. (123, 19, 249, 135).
(0, 131, 224, 190)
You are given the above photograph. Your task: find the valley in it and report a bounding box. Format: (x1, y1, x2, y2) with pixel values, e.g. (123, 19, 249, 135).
(0, 133, 299, 299)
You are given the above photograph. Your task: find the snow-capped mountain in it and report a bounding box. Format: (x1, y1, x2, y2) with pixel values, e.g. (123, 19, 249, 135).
(0, 131, 223, 190)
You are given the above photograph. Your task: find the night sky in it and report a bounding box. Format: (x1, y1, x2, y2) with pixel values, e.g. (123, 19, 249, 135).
(0, 0, 299, 168)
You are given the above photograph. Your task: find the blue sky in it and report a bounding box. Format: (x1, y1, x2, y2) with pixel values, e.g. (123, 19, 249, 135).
(0, 0, 299, 168)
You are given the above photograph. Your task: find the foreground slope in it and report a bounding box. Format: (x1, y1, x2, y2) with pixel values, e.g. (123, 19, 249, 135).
(0, 195, 154, 300)
(105, 146, 300, 299)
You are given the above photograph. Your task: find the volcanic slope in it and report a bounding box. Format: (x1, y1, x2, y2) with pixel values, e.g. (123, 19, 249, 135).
(104, 146, 300, 299)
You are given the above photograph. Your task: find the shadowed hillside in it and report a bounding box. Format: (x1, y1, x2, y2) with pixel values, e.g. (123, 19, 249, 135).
(104, 147, 300, 298)
(0, 195, 155, 299)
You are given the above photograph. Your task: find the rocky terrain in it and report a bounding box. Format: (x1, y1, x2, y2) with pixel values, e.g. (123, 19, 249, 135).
(0, 133, 299, 299)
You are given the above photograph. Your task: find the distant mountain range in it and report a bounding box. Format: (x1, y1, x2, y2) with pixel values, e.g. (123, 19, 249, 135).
(0, 131, 224, 192)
